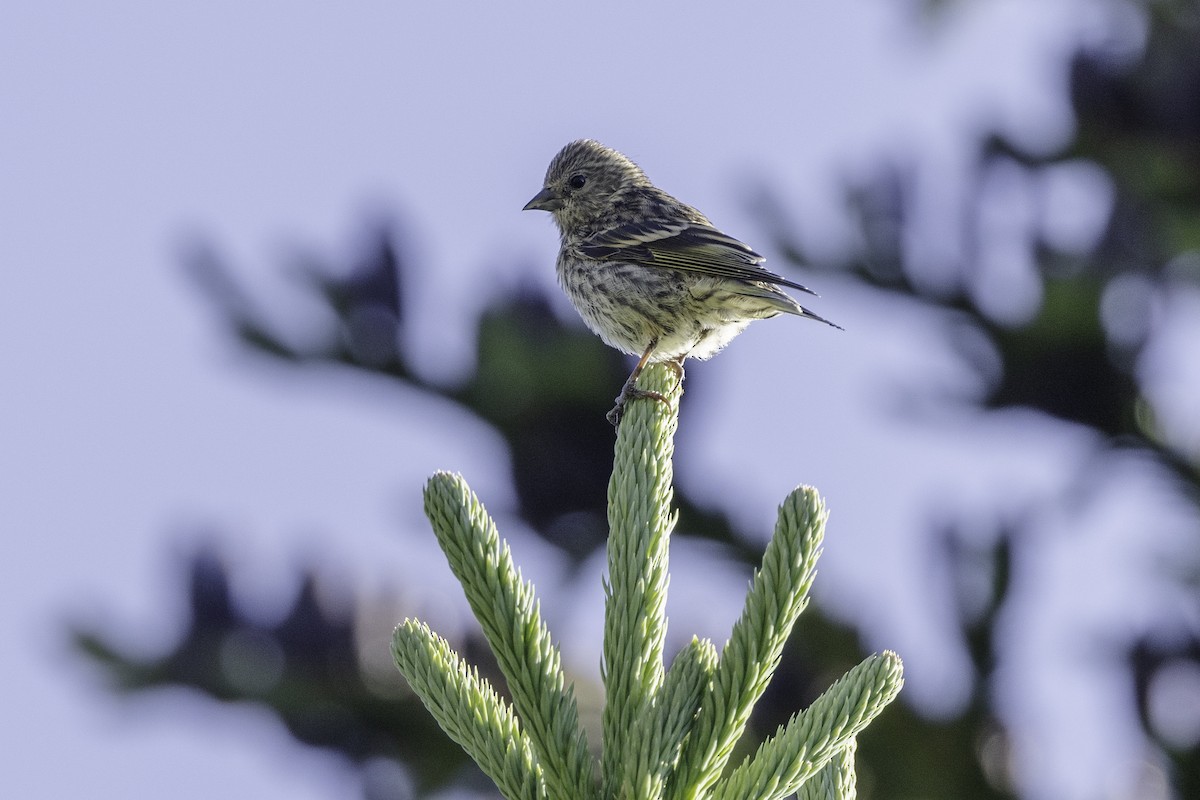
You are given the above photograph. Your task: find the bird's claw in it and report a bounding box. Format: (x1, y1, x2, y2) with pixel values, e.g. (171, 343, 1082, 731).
(607, 387, 672, 429)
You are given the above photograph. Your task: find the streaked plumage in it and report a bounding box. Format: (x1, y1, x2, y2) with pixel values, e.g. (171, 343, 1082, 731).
(524, 139, 839, 425)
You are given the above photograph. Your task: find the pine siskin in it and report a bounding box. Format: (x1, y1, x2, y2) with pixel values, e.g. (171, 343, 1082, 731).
(524, 139, 839, 426)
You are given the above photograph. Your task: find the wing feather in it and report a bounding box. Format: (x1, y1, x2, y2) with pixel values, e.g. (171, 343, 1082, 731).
(579, 221, 818, 296)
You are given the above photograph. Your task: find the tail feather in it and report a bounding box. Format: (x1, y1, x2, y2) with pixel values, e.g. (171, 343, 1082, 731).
(797, 304, 843, 331)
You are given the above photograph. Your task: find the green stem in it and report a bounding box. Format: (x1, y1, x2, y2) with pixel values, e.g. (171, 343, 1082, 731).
(602, 362, 682, 798)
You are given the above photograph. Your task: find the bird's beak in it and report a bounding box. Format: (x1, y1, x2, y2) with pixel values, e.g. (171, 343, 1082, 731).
(523, 187, 562, 212)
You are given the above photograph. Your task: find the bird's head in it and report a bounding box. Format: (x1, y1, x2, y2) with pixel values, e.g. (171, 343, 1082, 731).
(523, 139, 650, 233)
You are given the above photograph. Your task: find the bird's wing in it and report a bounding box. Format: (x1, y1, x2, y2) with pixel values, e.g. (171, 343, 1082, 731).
(579, 220, 818, 297)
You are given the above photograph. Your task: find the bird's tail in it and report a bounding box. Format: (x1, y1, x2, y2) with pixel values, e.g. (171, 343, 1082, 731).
(797, 304, 843, 331)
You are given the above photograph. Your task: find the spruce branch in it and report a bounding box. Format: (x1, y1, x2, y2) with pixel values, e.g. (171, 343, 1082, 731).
(422, 472, 596, 800)
(392, 359, 905, 800)
(625, 637, 718, 800)
(668, 486, 826, 800)
(798, 741, 858, 800)
(391, 620, 546, 800)
(714, 652, 904, 800)
(602, 363, 681, 797)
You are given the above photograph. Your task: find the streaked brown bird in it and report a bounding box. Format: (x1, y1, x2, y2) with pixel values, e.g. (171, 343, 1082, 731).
(524, 139, 839, 426)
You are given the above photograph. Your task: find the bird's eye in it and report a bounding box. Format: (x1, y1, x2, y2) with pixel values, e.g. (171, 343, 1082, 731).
(568, 174, 587, 190)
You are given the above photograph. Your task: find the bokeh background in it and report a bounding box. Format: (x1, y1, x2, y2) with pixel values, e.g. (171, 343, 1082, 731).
(3, 2, 1199, 798)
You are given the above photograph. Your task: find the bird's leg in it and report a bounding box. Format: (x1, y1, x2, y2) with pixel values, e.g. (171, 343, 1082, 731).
(607, 341, 673, 428)
(666, 355, 686, 392)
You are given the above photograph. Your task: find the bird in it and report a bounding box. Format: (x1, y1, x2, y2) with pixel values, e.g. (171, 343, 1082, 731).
(523, 139, 840, 426)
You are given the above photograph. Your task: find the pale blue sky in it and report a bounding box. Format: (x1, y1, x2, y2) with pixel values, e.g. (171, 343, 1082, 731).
(2, 3, 1194, 799)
